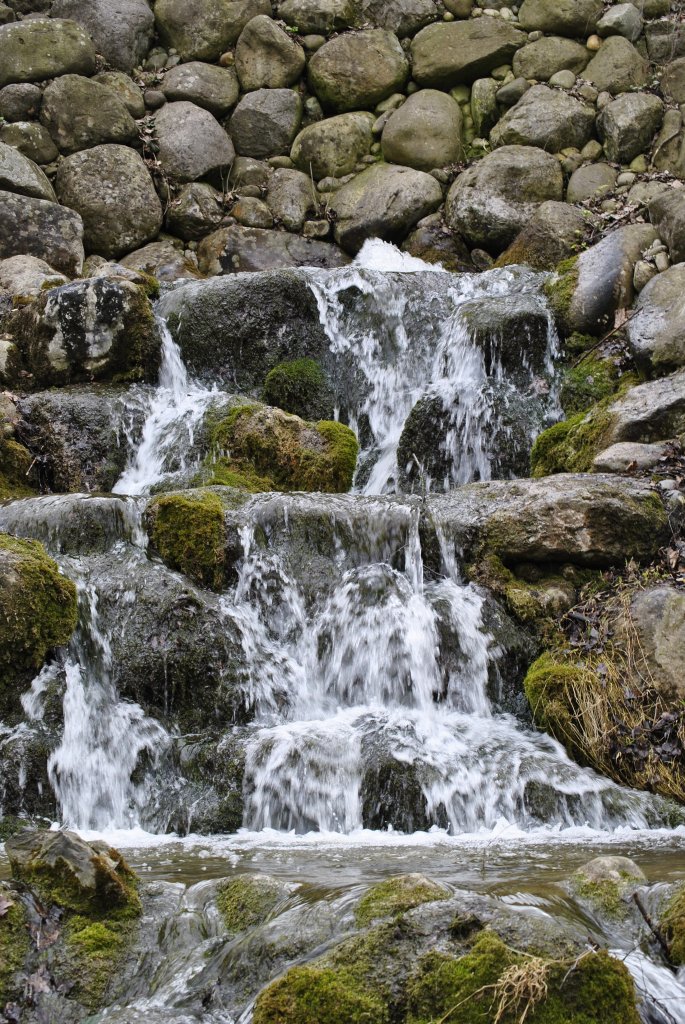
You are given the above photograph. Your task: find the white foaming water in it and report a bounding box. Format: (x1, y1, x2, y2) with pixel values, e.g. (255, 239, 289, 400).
(306, 240, 559, 494)
(114, 320, 216, 495)
(46, 579, 169, 831)
(222, 503, 665, 837)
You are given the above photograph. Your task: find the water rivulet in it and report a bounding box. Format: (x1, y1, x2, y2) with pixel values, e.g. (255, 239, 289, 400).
(1, 247, 684, 1023)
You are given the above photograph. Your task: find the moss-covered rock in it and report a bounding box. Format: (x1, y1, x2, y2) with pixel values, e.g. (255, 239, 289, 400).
(262, 358, 335, 422)
(0, 533, 77, 718)
(0, 437, 37, 499)
(570, 856, 647, 920)
(202, 403, 358, 494)
(253, 963, 389, 1024)
(661, 883, 685, 966)
(560, 359, 621, 417)
(524, 651, 591, 763)
(0, 886, 30, 1008)
(5, 830, 142, 1012)
(146, 489, 227, 591)
(355, 875, 449, 927)
(216, 874, 289, 934)
(406, 930, 640, 1024)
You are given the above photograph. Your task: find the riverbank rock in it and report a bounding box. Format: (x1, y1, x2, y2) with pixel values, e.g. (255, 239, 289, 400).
(330, 163, 443, 254)
(55, 145, 163, 258)
(154, 101, 235, 183)
(235, 15, 305, 91)
(411, 19, 526, 87)
(50, 0, 154, 72)
(0, 190, 84, 275)
(160, 62, 240, 116)
(40, 74, 138, 155)
(0, 534, 77, 716)
(583, 35, 648, 94)
(230, 88, 303, 157)
(308, 29, 409, 111)
(0, 142, 55, 201)
(616, 586, 685, 702)
(446, 145, 563, 253)
(648, 190, 685, 265)
(280, 0, 362, 35)
(4, 276, 161, 389)
(513, 36, 591, 80)
(291, 111, 374, 179)
(490, 84, 595, 152)
(517, 0, 603, 36)
(0, 18, 96, 88)
(546, 223, 657, 336)
(154, 0, 272, 61)
(381, 89, 463, 171)
(197, 224, 349, 272)
(628, 264, 685, 373)
(597, 92, 664, 164)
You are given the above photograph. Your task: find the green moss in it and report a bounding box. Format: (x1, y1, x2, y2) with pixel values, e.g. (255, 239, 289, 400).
(0, 892, 30, 1007)
(406, 931, 640, 1024)
(662, 884, 685, 966)
(14, 848, 141, 921)
(531, 374, 640, 477)
(63, 917, 130, 1010)
(523, 652, 590, 761)
(203, 404, 359, 495)
(216, 876, 284, 933)
(253, 963, 390, 1024)
(544, 255, 579, 330)
(146, 489, 226, 590)
(262, 358, 334, 421)
(0, 534, 77, 715)
(0, 438, 37, 499)
(560, 359, 620, 417)
(571, 874, 636, 919)
(355, 875, 449, 927)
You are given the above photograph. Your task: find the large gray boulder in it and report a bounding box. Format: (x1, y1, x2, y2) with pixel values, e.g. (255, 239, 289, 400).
(628, 265, 685, 373)
(648, 190, 685, 265)
(154, 0, 271, 61)
(291, 112, 374, 179)
(490, 85, 595, 152)
(363, 0, 439, 37)
(497, 200, 588, 271)
(229, 88, 302, 157)
(0, 190, 84, 275)
(329, 163, 443, 254)
(0, 121, 58, 164)
(0, 254, 66, 299)
(154, 101, 234, 183)
(428, 474, 669, 569)
(445, 145, 563, 253)
(235, 14, 305, 90)
(280, 0, 361, 35)
(597, 92, 664, 164)
(0, 141, 55, 200)
(55, 144, 162, 258)
(548, 223, 657, 336)
(0, 17, 96, 87)
(94, 69, 145, 117)
(50, 0, 154, 72)
(566, 162, 617, 203)
(40, 74, 137, 154)
(596, 3, 643, 43)
(582, 36, 648, 95)
(4, 276, 161, 388)
(165, 181, 225, 240)
(197, 224, 349, 274)
(156, 270, 332, 387)
(513, 36, 591, 80)
(517, 0, 603, 36)
(0, 82, 42, 122)
(602, 370, 685, 445)
(161, 62, 239, 116)
(308, 29, 409, 112)
(411, 19, 526, 88)
(617, 586, 685, 703)
(661, 56, 685, 105)
(266, 167, 316, 232)
(381, 89, 463, 171)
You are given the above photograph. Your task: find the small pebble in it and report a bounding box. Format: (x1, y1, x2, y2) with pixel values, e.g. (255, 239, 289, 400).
(633, 260, 657, 292)
(549, 70, 576, 89)
(577, 83, 599, 103)
(581, 140, 603, 160)
(596, 91, 613, 110)
(629, 154, 648, 172)
(144, 89, 166, 109)
(586, 34, 602, 50)
(528, 30, 543, 41)
(616, 172, 636, 186)
(219, 51, 234, 66)
(302, 35, 325, 51)
(655, 251, 670, 272)
(303, 219, 331, 239)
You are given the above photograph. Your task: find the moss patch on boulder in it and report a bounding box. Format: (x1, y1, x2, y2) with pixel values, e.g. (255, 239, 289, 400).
(253, 963, 389, 1024)
(0, 438, 38, 500)
(0, 888, 30, 1008)
(262, 358, 334, 422)
(216, 875, 286, 934)
(146, 489, 226, 590)
(202, 403, 358, 494)
(355, 874, 449, 927)
(0, 533, 77, 716)
(406, 931, 640, 1024)
(560, 358, 620, 417)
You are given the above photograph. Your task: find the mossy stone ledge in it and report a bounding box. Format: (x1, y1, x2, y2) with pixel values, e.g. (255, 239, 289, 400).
(0, 533, 77, 717)
(262, 358, 335, 422)
(355, 874, 450, 927)
(145, 488, 228, 590)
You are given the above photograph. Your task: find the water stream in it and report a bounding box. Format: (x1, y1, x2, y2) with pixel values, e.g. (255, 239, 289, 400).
(1, 243, 684, 1020)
